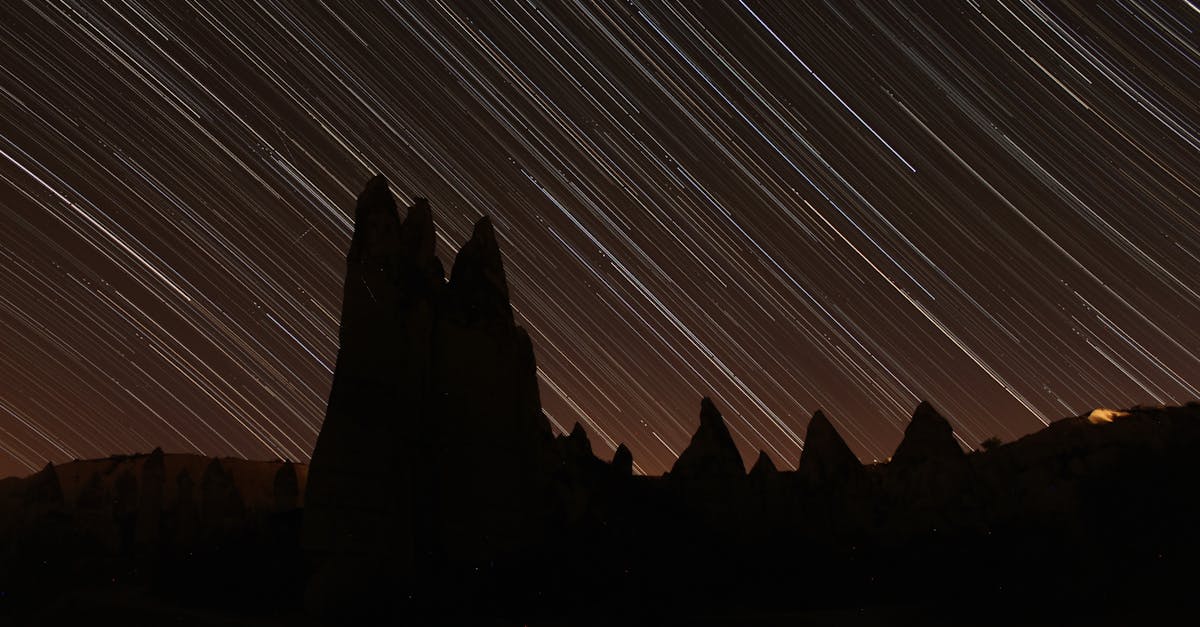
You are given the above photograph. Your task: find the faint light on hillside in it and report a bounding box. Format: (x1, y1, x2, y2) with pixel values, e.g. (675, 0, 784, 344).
(1087, 408, 1129, 424)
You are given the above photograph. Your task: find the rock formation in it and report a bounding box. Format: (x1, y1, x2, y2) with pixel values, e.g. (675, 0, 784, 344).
(796, 410, 862, 485)
(890, 401, 963, 464)
(748, 450, 777, 478)
(8, 176, 1200, 623)
(302, 177, 558, 615)
(612, 443, 634, 476)
(668, 397, 745, 479)
(23, 462, 63, 508)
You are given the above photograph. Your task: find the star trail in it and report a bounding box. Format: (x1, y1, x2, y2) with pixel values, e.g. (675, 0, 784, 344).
(2, 1, 1199, 477)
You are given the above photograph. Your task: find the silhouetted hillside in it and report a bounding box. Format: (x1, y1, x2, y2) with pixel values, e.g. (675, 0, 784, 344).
(0, 452, 306, 619)
(3, 176, 1199, 626)
(297, 177, 1200, 624)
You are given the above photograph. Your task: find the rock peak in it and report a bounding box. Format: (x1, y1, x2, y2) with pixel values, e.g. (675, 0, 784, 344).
(797, 410, 861, 484)
(749, 450, 777, 478)
(891, 401, 963, 464)
(349, 174, 401, 262)
(612, 443, 633, 475)
(670, 397, 744, 479)
(400, 196, 436, 266)
(699, 397, 721, 426)
(447, 215, 512, 323)
(565, 422, 594, 457)
(356, 174, 395, 214)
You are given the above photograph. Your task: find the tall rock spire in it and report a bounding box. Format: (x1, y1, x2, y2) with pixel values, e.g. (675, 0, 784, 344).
(305, 178, 433, 591)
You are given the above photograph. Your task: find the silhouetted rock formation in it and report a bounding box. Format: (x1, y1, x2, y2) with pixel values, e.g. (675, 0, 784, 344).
(294, 179, 1200, 623)
(559, 422, 607, 477)
(302, 177, 432, 586)
(303, 177, 559, 618)
(565, 422, 593, 456)
(668, 398, 745, 478)
(0, 452, 304, 617)
(8, 176, 1200, 625)
(23, 462, 63, 507)
(748, 450, 777, 478)
(890, 400, 963, 464)
(611, 443, 633, 476)
(796, 410, 862, 485)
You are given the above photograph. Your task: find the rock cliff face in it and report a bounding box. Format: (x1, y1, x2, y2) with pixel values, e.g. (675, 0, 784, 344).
(748, 450, 777, 478)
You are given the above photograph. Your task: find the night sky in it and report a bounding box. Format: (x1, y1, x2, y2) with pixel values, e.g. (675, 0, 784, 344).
(2, 1, 1199, 477)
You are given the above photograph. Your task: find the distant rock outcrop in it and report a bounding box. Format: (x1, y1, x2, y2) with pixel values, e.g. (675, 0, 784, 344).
(748, 451, 777, 478)
(891, 401, 963, 464)
(6, 174, 1200, 624)
(669, 398, 745, 479)
(560, 422, 607, 476)
(796, 410, 862, 485)
(612, 443, 634, 476)
(23, 462, 63, 507)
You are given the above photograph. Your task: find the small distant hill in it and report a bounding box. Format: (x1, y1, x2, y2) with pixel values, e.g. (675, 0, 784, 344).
(0, 450, 307, 616)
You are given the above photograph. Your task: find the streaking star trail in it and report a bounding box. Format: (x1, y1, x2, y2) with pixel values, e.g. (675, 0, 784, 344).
(1, 1, 1199, 476)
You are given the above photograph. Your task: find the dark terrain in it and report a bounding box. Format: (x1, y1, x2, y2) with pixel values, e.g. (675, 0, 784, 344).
(2, 176, 1198, 625)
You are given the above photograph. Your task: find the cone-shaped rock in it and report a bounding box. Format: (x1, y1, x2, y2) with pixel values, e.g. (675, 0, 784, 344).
(567, 422, 593, 457)
(797, 410, 862, 484)
(891, 401, 963, 465)
(612, 443, 633, 476)
(24, 462, 63, 507)
(446, 216, 513, 325)
(748, 450, 777, 479)
(670, 398, 745, 478)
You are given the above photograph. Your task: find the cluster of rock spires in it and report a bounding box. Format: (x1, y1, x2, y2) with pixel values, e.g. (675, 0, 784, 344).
(0, 451, 305, 612)
(5, 176, 1200, 624)
(295, 177, 1200, 621)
